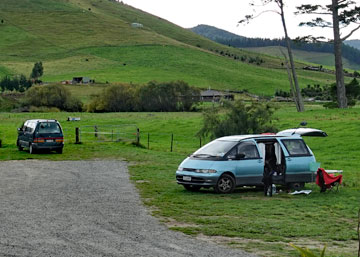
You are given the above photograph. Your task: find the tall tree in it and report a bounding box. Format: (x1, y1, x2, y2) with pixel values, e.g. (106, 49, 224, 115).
(30, 61, 44, 82)
(296, 1, 360, 108)
(239, 0, 305, 112)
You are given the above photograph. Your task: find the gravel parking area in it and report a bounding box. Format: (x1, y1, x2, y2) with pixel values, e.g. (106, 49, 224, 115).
(0, 160, 256, 257)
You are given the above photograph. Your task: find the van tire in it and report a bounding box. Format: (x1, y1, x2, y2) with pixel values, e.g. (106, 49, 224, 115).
(17, 141, 23, 151)
(56, 148, 63, 154)
(29, 144, 36, 154)
(215, 174, 235, 194)
(183, 185, 201, 192)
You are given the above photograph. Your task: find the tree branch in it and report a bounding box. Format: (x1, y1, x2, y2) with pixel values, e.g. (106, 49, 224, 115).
(341, 24, 360, 41)
(239, 9, 280, 24)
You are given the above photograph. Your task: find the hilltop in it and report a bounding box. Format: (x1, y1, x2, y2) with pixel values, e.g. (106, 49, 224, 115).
(345, 39, 360, 50)
(0, 0, 342, 96)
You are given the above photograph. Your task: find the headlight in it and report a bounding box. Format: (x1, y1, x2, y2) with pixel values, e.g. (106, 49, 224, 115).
(177, 167, 184, 171)
(196, 169, 217, 173)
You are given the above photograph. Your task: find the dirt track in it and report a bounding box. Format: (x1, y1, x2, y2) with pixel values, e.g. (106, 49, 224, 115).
(0, 160, 256, 257)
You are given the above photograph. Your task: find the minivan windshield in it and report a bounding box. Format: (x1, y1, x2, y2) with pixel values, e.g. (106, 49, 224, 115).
(192, 140, 237, 158)
(38, 122, 61, 134)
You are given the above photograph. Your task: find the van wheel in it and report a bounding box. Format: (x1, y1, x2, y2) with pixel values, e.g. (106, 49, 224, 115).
(215, 174, 235, 194)
(17, 141, 23, 151)
(29, 144, 36, 154)
(183, 185, 201, 192)
(288, 182, 305, 191)
(56, 148, 63, 154)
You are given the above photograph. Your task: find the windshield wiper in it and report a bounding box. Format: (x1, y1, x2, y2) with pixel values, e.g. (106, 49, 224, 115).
(191, 154, 218, 158)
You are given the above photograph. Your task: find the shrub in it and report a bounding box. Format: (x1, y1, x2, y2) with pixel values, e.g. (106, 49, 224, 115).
(137, 81, 200, 112)
(87, 81, 200, 112)
(87, 84, 137, 112)
(23, 84, 83, 112)
(197, 100, 278, 139)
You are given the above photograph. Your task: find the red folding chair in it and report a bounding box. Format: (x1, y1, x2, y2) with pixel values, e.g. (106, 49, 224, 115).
(316, 168, 343, 192)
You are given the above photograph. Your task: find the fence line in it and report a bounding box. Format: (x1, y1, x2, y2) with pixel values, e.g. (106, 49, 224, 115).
(70, 125, 209, 154)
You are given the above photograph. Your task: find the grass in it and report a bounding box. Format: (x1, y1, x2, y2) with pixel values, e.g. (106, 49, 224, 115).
(0, 105, 359, 256)
(246, 46, 360, 71)
(0, 0, 347, 96)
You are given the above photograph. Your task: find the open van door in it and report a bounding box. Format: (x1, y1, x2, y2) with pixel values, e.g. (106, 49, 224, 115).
(277, 128, 327, 137)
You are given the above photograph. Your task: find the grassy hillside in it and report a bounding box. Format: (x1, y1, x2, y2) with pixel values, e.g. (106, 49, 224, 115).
(0, 0, 340, 95)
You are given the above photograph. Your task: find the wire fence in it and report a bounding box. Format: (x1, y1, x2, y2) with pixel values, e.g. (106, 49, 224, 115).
(65, 124, 209, 154)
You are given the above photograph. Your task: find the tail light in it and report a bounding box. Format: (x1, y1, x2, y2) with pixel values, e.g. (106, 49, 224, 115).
(55, 138, 64, 143)
(34, 138, 45, 143)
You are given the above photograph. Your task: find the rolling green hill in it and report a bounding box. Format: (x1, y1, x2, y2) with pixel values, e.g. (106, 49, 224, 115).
(246, 46, 360, 71)
(0, 0, 341, 95)
(191, 25, 360, 71)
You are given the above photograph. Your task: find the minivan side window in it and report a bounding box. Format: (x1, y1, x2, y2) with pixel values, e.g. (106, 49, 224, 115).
(25, 123, 34, 133)
(281, 139, 310, 156)
(227, 141, 260, 159)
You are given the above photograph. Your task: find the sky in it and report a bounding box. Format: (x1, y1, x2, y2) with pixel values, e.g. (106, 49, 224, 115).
(121, 0, 360, 40)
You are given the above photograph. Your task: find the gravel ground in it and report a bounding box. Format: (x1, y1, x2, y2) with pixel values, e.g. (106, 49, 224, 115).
(0, 160, 256, 257)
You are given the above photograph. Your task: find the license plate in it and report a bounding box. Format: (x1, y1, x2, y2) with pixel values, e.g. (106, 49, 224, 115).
(46, 139, 54, 142)
(183, 176, 191, 181)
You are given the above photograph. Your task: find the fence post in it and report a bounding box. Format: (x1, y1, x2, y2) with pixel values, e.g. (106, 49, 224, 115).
(136, 128, 140, 145)
(170, 133, 173, 152)
(147, 133, 150, 149)
(111, 129, 113, 142)
(75, 127, 80, 144)
(94, 126, 98, 138)
(199, 137, 202, 148)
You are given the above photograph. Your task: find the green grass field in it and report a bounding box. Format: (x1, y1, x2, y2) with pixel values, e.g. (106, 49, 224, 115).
(0, 106, 359, 257)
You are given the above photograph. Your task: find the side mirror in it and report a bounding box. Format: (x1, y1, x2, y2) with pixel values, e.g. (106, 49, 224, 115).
(235, 153, 246, 160)
(17, 128, 22, 132)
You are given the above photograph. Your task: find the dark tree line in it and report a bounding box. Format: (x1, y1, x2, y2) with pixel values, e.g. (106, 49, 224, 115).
(0, 75, 33, 92)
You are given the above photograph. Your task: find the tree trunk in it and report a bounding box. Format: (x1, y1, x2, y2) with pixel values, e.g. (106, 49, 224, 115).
(279, 1, 305, 112)
(279, 46, 299, 109)
(332, 0, 347, 108)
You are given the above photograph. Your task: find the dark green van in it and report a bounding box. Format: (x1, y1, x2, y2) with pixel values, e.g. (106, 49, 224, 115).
(17, 119, 64, 154)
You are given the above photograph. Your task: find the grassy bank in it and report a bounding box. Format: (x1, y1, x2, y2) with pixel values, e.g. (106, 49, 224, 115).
(0, 106, 359, 256)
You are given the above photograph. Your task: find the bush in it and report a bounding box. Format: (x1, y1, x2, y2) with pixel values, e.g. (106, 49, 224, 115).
(197, 100, 278, 139)
(137, 81, 199, 112)
(88, 81, 200, 112)
(23, 84, 83, 112)
(87, 84, 137, 112)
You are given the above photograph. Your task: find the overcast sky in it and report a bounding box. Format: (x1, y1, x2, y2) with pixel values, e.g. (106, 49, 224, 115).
(122, 0, 360, 40)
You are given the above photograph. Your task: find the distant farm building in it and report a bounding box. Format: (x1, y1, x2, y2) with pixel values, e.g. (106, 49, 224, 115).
(200, 89, 234, 102)
(131, 23, 143, 28)
(72, 77, 95, 84)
